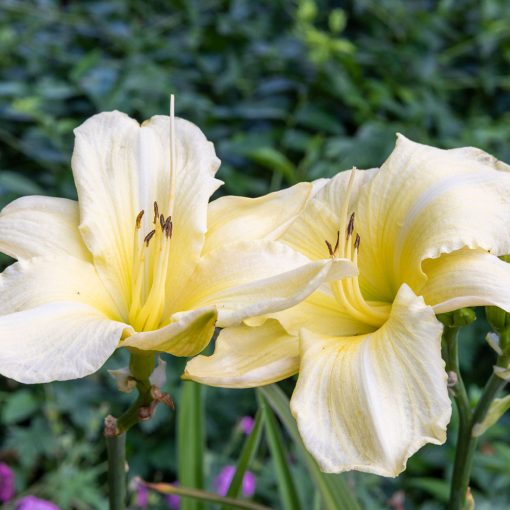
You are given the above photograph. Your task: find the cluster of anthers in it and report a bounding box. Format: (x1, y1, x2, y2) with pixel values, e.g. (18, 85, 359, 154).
(325, 169, 390, 328)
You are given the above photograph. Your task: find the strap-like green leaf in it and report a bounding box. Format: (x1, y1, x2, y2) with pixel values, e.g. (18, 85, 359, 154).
(178, 381, 205, 510)
(221, 408, 264, 510)
(257, 392, 302, 510)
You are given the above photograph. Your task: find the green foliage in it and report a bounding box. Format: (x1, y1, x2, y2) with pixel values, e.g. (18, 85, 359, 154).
(1, 0, 510, 508)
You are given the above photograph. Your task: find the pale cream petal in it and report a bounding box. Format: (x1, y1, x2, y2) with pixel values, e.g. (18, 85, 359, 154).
(72, 112, 221, 316)
(420, 249, 510, 313)
(354, 135, 510, 301)
(269, 288, 374, 337)
(0, 196, 90, 262)
(291, 284, 451, 476)
(183, 319, 298, 387)
(203, 182, 313, 256)
(0, 302, 126, 383)
(176, 240, 357, 328)
(121, 306, 217, 357)
(280, 169, 377, 262)
(0, 256, 121, 319)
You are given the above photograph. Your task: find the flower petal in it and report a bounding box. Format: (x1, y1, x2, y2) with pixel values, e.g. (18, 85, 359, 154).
(176, 240, 357, 328)
(184, 319, 298, 387)
(354, 135, 510, 299)
(0, 256, 121, 319)
(203, 182, 314, 255)
(291, 284, 450, 476)
(121, 306, 217, 357)
(0, 196, 90, 262)
(420, 249, 510, 313)
(268, 288, 373, 337)
(0, 302, 126, 383)
(72, 112, 221, 315)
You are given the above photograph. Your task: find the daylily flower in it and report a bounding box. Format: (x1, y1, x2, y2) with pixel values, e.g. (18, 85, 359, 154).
(186, 136, 510, 476)
(0, 105, 354, 384)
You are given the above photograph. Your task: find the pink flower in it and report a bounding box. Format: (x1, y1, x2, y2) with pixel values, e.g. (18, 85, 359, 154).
(214, 466, 256, 498)
(16, 496, 60, 510)
(239, 416, 255, 436)
(135, 484, 149, 508)
(0, 463, 15, 502)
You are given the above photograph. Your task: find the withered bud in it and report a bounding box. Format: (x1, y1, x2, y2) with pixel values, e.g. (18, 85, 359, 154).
(144, 229, 156, 247)
(153, 201, 159, 224)
(354, 233, 361, 251)
(325, 240, 334, 257)
(103, 414, 119, 437)
(347, 212, 355, 238)
(135, 210, 144, 229)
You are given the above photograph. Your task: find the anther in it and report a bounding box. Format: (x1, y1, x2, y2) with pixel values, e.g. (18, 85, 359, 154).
(333, 230, 340, 255)
(159, 214, 165, 230)
(135, 210, 144, 229)
(144, 229, 156, 247)
(164, 216, 173, 238)
(354, 233, 360, 251)
(347, 212, 355, 238)
(325, 240, 334, 257)
(153, 202, 159, 224)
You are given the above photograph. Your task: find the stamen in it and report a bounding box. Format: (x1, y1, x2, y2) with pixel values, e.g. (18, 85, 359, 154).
(135, 210, 144, 229)
(144, 230, 156, 247)
(333, 230, 340, 255)
(159, 214, 165, 230)
(325, 240, 334, 257)
(153, 202, 159, 224)
(346, 212, 355, 239)
(354, 233, 360, 251)
(164, 216, 173, 238)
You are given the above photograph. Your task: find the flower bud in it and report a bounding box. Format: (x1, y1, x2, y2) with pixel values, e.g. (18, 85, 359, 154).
(437, 308, 476, 328)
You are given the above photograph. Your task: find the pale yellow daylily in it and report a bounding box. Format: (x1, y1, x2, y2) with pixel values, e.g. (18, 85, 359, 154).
(186, 135, 510, 476)
(0, 109, 356, 384)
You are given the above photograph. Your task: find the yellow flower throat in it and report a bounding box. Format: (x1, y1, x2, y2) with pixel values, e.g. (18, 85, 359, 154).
(326, 169, 390, 328)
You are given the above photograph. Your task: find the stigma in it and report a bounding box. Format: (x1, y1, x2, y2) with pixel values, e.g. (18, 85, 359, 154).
(326, 169, 390, 328)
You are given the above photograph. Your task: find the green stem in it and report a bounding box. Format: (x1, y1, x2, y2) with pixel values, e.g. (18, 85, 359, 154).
(106, 433, 126, 510)
(445, 327, 507, 510)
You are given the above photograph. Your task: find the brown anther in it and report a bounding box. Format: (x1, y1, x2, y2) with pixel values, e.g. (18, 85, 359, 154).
(159, 213, 165, 230)
(354, 233, 361, 251)
(103, 414, 119, 437)
(135, 210, 144, 230)
(153, 201, 159, 224)
(144, 229, 156, 247)
(333, 230, 340, 254)
(347, 212, 355, 238)
(164, 216, 173, 238)
(325, 240, 334, 257)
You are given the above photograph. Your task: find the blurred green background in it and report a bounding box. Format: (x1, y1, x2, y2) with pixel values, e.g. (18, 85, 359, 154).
(1, 0, 510, 508)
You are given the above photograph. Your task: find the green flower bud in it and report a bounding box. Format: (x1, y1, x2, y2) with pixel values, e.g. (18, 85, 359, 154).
(486, 306, 510, 334)
(437, 308, 476, 328)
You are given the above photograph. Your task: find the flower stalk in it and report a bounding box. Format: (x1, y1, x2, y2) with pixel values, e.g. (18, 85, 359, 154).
(443, 325, 508, 510)
(106, 432, 126, 510)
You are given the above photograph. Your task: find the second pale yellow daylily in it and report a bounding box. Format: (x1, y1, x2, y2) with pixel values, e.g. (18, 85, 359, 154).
(0, 109, 355, 384)
(186, 135, 510, 476)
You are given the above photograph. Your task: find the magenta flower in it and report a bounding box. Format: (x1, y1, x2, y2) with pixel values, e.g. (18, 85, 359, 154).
(0, 463, 15, 502)
(239, 416, 255, 436)
(166, 491, 180, 510)
(135, 484, 149, 508)
(214, 466, 256, 498)
(16, 496, 60, 510)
